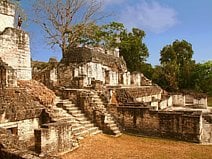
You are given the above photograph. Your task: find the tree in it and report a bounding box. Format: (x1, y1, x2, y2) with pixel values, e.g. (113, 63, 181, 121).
(80, 22, 149, 72)
(193, 61, 212, 95)
(33, 0, 105, 57)
(159, 40, 194, 91)
(119, 28, 149, 72)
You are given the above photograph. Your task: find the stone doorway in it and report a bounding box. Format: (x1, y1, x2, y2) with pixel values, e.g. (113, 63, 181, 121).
(0, 66, 6, 89)
(105, 70, 110, 84)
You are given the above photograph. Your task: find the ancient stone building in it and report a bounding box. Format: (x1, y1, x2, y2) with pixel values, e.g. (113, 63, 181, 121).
(0, 0, 211, 158)
(32, 46, 154, 89)
(0, 0, 32, 81)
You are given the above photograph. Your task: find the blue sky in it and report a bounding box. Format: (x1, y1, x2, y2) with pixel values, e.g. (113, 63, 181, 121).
(20, 0, 212, 65)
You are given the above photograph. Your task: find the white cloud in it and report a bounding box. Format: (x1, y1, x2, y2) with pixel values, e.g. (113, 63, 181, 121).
(118, 0, 178, 33)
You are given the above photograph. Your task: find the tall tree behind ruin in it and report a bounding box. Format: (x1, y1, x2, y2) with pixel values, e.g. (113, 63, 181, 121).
(32, 0, 105, 57)
(81, 22, 149, 72)
(159, 40, 194, 91)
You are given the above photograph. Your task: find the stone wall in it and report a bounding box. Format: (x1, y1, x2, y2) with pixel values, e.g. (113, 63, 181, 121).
(63, 47, 127, 72)
(0, 28, 32, 80)
(115, 86, 163, 104)
(172, 94, 207, 108)
(0, 0, 15, 32)
(0, 88, 43, 123)
(0, 57, 17, 87)
(0, 87, 43, 141)
(131, 72, 152, 86)
(201, 114, 212, 144)
(0, 118, 40, 141)
(158, 111, 201, 142)
(159, 96, 172, 110)
(34, 122, 77, 155)
(108, 104, 203, 143)
(32, 60, 58, 89)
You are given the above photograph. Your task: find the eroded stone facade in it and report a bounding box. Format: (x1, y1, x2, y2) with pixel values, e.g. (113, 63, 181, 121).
(0, 0, 15, 32)
(0, 0, 32, 81)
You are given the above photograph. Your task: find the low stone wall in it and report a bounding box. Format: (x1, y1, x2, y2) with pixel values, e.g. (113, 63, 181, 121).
(0, 118, 40, 141)
(34, 122, 77, 156)
(172, 94, 207, 108)
(109, 104, 202, 143)
(115, 86, 162, 104)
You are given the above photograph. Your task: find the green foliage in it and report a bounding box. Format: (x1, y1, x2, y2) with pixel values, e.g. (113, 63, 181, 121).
(82, 22, 149, 72)
(158, 40, 194, 91)
(193, 61, 212, 95)
(119, 28, 149, 72)
(154, 40, 211, 95)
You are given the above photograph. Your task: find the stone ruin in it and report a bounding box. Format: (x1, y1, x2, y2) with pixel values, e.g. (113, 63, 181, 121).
(0, 0, 212, 158)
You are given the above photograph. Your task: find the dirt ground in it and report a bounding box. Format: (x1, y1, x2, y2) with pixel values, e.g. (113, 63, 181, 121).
(62, 134, 212, 159)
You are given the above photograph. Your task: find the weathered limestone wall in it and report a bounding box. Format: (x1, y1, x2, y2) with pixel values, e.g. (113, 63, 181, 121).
(201, 114, 212, 144)
(0, 28, 32, 80)
(158, 111, 201, 142)
(172, 94, 185, 106)
(109, 104, 202, 142)
(130, 72, 152, 86)
(0, 118, 39, 141)
(172, 94, 207, 108)
(34, 122, 76, 155)
(0, 0, 15, 32)
(115, 86, 163, 104)
(0, 58, 17, 87)
(0, 0, 32, 81)
(73, 62, 119, 86)
(159, 96, 173, 110)
(63, 47, 127, 71)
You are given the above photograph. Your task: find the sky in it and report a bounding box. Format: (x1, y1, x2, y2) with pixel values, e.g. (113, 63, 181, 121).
(20, 0, 212, 66)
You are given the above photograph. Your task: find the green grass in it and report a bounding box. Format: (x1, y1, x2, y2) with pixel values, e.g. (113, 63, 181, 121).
(208, 96, 212, 107)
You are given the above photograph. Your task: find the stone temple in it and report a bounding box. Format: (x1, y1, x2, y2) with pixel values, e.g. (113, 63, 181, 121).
(0, 0, 212, 158)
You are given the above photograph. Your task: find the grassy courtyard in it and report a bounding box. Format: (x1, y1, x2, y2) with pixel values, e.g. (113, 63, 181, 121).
(62, 134, 212, 159)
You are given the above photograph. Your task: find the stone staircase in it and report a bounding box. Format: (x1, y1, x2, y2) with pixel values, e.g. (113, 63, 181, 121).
(53, 96, 102, 139)
(89, 92, 122, 137)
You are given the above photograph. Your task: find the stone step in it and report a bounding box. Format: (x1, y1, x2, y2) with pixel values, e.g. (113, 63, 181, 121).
(54, 116, 75, 121)
(84, 123, 95, 128)
(110, 126, 119, 131)
(90, 130, 102, 136)
(68, 110, 82, 114)
(108, 123, 117, 128)
(88, 127, 99, 134)
(75, 116, 87, 121)
(114, 133, 122, 137)
(72, 113, 85, 118)
(75, 130, 89, 137)
(63, 103, 75, 107)
(72, 127, 85, 134)
(65, 107, 79, 111)
(80, 120, 92, 125)
(114, 130, 121, 134)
